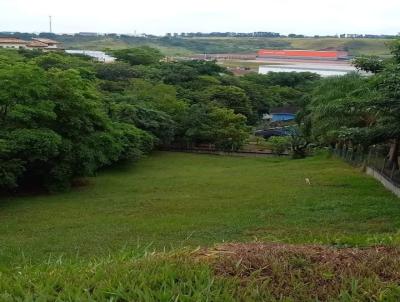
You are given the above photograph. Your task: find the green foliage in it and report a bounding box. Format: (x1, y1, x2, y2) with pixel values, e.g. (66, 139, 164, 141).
(0, 52, 153, 191)
(113, 46, 164, 65)
(109, 102, 176, 145)
(94, 61, 137, 81)
(33, 52, 94, 71)
(207, 85, 253, 119)
(0, 45, 322, 190)
(267, 136, 291, 155)
(305, 40, 400, 150)
(353, 55, 385, 73)
(181, 104, 249, 151)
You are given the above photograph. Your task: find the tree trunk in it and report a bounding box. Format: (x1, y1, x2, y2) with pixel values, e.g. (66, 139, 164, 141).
(388, 139, 400, 170)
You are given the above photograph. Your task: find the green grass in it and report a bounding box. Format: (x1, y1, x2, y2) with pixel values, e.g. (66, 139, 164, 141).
(2, 245, 400, 301)
(1, 152, 400, 266)
(285, 38, 392, 56)
(2, 152, 400, 301)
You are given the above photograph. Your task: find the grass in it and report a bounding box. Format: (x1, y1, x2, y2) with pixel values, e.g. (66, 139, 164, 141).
(1, 152, 400, 265)
(1, 151, 400, 300)
(285, 38, 392, 56)
(1, 244, 400, 301)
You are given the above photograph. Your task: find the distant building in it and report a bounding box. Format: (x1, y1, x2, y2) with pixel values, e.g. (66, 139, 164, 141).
(0, 37, 62, 50)
(0, 37, 28, 49)
(257, 107, 298, 139)
(257, 49, 349, 60)
(65, 50, 115, 63)
(190, 53, 256, 60)
(31, 38, 61, 49)
(77, 32, 100, 37)
(26, 40, 49, 49)
(258, 64, 357, 77)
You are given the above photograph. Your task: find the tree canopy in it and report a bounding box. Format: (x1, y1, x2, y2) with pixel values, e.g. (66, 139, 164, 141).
(0, 46, 320, 191)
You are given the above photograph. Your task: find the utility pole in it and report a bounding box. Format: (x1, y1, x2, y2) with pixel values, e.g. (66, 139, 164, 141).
(49, 15, 52, 33)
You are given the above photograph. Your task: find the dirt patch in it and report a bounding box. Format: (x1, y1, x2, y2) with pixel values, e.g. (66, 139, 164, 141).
(195, 243, 400, 300)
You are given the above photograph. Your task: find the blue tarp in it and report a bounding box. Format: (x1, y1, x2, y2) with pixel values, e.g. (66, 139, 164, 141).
(271, 113, 296, 122)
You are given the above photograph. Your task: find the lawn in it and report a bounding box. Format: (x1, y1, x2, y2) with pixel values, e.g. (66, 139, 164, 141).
(1, 152, 400, 300)
(1, 152, 400, 264)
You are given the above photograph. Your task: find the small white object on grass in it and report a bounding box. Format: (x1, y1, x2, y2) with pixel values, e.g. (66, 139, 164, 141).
(305, 178, 311, 185)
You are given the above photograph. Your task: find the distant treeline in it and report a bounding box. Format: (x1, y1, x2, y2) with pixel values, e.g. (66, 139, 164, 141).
(2, 31, 399, 40)
(165, 32, 399, 39)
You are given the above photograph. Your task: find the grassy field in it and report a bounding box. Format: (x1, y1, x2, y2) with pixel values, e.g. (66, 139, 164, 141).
(1, 152, 400, 265)
(1, 152, 400, 300)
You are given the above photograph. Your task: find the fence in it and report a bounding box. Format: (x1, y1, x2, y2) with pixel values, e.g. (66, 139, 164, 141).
(332, 145, 400, 188)
(161, 143, 289, 157)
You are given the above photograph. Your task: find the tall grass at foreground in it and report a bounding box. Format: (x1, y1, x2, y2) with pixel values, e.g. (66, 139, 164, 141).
(1, 245, 400, 302)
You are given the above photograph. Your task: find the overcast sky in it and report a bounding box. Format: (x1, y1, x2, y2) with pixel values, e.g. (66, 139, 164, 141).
(1, 0, 399, 35)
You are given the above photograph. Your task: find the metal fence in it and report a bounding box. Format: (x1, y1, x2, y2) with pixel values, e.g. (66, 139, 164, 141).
(332, 145, 400, 187)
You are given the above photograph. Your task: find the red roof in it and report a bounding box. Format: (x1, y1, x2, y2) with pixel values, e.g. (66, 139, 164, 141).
(0, 37, 28, 44)
(32, 38, 61, 44)
(258, 49, 340, 58)
(27, 40, 49, 48)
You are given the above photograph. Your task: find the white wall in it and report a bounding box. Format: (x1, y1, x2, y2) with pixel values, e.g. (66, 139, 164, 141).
(0, 44, 26, 49)
(259, 65, 354, 77)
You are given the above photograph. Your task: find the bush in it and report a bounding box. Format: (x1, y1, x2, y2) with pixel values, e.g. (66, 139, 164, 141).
(268, 136, 291, 155)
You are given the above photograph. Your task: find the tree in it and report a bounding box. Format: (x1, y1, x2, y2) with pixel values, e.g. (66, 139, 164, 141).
(95, 61, 137, 81)
(0, 59, 153, 191)
(206, 86, 253, 120)
(305, 39, 400, 169)
(113, 46, 164, 66)
(181, 104, 249, 151)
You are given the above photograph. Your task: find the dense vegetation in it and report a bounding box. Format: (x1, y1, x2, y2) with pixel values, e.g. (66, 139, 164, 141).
(0, 47, 317, 191)
(301, 40, 400, 170)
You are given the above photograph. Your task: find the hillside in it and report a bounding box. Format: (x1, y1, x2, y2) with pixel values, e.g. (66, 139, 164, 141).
(59, 36, 392, 56)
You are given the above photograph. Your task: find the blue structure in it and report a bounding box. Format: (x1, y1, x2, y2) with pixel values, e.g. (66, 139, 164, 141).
(271, 113, 296, 122)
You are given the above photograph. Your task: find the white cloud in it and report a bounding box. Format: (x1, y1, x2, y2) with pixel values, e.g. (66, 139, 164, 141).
(0, 0, 399, 35)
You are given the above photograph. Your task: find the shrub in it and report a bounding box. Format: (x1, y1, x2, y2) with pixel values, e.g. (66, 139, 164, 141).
(268, 136, 291, 155)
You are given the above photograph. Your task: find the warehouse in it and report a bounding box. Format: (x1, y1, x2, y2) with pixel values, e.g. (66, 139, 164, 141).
(257, 49, 349, 60)
(258, 63, 357, 77)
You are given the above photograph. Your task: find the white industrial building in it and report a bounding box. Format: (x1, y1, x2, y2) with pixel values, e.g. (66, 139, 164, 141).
(65, 50, 116, 63)
(259, 63, 358, 77)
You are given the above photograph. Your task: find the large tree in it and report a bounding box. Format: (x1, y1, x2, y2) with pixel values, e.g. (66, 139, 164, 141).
(113, 46, 164, 66)
(305, 39, 400, 169)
